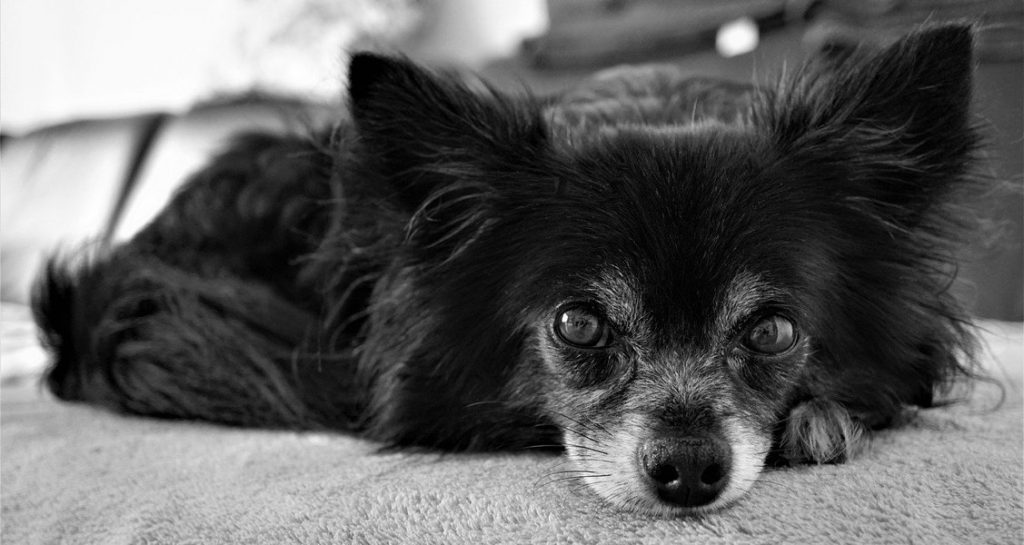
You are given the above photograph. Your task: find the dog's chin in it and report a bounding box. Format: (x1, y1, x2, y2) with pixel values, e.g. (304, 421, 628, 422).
(564, 414, 770, 516)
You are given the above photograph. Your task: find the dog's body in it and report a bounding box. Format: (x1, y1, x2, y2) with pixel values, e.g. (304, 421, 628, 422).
(34, 25, 986, 514)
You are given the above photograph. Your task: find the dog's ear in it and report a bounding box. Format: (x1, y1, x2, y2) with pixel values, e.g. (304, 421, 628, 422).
(770, 23, 978, 219)
(347, 53, 546, 210)
(833, 23, 974, 159)
(768, 25, 983, 417)
(347, 53, 547, 260)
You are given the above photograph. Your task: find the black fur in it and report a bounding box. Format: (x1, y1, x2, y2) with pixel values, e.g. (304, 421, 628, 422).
(33, 24, 988, 514)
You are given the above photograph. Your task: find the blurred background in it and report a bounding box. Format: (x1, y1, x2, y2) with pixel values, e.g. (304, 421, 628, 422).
(1, 0, 1022, 327)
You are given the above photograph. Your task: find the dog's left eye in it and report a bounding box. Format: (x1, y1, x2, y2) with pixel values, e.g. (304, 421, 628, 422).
(741, 315, 796, 354)
(554, 306, 613, 348)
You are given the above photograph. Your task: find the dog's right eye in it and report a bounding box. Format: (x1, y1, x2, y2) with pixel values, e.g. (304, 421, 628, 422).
(553, 306, 613, 348)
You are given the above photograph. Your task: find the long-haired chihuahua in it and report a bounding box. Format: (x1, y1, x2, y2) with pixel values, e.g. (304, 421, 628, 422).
(34, 24, 988, 514)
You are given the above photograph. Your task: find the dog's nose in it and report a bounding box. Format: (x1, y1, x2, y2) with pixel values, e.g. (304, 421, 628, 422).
(639, 436, 732, 507)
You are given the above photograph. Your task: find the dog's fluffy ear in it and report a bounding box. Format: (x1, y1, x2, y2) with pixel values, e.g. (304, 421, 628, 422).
(835, 23, 974, 164)
(765, 25, 983, 418)
(347, 53, 545, 211)
(347, 53, 546, 260)
(768, 23, 978, 219)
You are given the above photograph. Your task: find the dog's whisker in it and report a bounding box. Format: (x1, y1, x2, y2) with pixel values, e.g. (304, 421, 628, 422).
(561, 442, 610, 457)
(523, 444, 564, 451)
(549, 410, 606, 436)
(534, 470, 605, 489)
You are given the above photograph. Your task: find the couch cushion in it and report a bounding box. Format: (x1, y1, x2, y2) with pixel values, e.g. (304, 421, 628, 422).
(112, 101, 336, 241)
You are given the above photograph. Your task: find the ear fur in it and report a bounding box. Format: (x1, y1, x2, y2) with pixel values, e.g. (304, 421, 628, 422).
(761, 24, 984, 417)
(347, 53, 546, 209)
(825, 24, 973, 138)
(346, 54, 547, 260)
(763, 23, 979, 220)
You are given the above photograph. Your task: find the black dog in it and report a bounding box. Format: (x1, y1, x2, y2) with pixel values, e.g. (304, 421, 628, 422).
(34, 24, 987, 514)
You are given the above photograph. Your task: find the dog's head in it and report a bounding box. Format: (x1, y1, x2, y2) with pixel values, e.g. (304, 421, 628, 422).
(344, 24, 981, 514)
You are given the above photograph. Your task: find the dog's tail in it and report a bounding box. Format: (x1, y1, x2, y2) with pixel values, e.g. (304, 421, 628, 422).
(31, 130, 363, 430)
(33, 250, 336, 428)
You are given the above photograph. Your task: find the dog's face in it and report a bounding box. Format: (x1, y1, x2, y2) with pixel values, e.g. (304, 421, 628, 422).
(529, 263, 806, 515)
(474, 125, 778, 510)
(346, 24, 979, 515)
(503, 125, 826, 513)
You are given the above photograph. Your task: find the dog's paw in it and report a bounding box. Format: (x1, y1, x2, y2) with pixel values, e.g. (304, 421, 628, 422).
(776, 398, 865, 465)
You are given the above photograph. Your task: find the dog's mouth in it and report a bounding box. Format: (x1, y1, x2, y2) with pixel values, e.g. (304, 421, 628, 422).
(561, 413, 770, 515)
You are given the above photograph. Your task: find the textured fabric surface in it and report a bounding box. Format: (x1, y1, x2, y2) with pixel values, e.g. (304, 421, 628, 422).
(2, 305, 1021, 544)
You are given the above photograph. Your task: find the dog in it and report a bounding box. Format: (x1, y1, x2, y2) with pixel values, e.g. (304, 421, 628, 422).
(33, 23, 987, 515)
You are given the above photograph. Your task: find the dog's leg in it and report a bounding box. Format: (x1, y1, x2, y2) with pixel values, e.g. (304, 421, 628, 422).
(776, 398, 866, 464)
